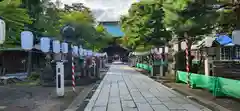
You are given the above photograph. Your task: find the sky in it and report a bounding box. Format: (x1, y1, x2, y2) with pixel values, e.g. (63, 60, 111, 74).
(52, 0, 139, 21)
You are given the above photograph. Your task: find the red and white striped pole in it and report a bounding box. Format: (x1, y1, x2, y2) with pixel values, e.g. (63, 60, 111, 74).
(185, 40, 191, 88)
(72, 53, 76, 92)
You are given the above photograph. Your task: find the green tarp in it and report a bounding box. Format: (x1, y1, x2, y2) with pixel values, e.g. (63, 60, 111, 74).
(218, 77, 240, 98)
(176, 71, 240, 98)
(136, 63, 152, 72)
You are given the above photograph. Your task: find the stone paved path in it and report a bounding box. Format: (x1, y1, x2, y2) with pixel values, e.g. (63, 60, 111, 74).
(84, 64, 211, 111)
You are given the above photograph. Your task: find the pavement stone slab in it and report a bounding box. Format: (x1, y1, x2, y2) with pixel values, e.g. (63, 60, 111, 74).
(163, 101, 185, 110)
(145, 97, 162, 105)
(107, 103, 122, 111)
(122, 107, 138, 111)
(122, 100, 136, 108)
(136, 103, 154, 111)
(92, 106, 106, 111)
(151, 105, 170, 111)
(157, 97, 172, 102)
(132, 96, 147, 103)
(108, 97, 120, 104)
(84, 64, 211, 111)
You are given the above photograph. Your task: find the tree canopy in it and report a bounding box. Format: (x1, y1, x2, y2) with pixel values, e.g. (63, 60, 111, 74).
(163, 0, 217, 44)
(0, 0, 32, 46)
(120, 0, 171, 51)
(0, 0, 112, 51)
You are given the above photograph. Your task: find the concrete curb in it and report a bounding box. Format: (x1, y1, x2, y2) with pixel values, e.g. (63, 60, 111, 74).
(64, 83, 97, 111)
(64, 68, 108, 111)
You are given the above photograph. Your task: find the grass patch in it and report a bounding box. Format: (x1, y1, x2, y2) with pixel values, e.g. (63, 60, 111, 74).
(16, 79, 41, 86)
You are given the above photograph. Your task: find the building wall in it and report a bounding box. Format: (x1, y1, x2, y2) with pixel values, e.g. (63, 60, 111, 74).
(0, 50, 45, 74)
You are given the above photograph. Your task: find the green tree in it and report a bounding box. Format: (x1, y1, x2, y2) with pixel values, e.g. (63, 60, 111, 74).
(59, 5, 112, 50)
(120, 0, 171, 51)
(210, 0, 240, 33)
(0, 0, 32, 46)
(163, 0, 217, 69)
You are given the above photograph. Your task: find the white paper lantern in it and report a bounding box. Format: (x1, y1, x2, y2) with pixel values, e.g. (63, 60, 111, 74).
(78, 47, 81, 56)
(86, 50, 89, 56)
(78, 46, 82, 56)
(40, 37, 51, 53)
(88, 50, 92, 56)
(159, 48, 163, 53)
(83, 49, 86, 56)
(73, 46, 78, 56)
(0, 19, 6, 44)
(61, 42, 68, 53)
(154, 48, 158, 53)
(85, 50, 88, 56)
(53, 40, 60, 53)
(181, 41, 187, 50)
(82, 49, 84, 56)
(80, 48, 83, 56)
(21, 31, 34, 50)
(164, 46, 168, 53)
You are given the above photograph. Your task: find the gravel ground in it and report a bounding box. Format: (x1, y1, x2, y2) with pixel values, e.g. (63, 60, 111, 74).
(0, 85, 84, 111)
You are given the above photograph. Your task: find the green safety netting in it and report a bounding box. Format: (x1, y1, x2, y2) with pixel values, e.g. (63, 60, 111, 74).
(191, 73, 216, 91)
(136, 63, 152, 72)
(176, 71, 240, 98)
(218, 77, 240, 98)
(153, 61, 167, 65)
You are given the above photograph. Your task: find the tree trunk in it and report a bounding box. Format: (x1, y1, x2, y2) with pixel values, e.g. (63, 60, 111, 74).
(185, 32, 193, 87)
(236, 4, 240, 29)
(173, 37, 182, 81)
(187, 40, 192, 72)
(196, 48, 204, 73)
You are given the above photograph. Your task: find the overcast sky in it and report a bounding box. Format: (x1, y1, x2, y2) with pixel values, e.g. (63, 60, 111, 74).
(52, 0, 138, 21)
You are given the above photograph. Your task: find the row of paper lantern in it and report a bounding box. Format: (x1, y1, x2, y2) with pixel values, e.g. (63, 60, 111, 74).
(20, 31, 106, 57)
(150, 47, 169, 54)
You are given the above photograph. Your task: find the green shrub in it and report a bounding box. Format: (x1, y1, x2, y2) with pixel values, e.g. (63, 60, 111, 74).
(28, 72, 40, 80)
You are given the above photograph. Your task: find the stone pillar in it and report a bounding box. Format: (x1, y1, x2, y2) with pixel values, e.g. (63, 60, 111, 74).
(94, 57, 100, 79)
(204, 57, 209, 76)
(151, 60, 161, 77)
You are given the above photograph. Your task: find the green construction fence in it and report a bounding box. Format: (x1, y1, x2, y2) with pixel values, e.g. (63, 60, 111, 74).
(176, 71, 240, 98)
(136, 63, 152, 72)
(136, 62, 167, 73)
